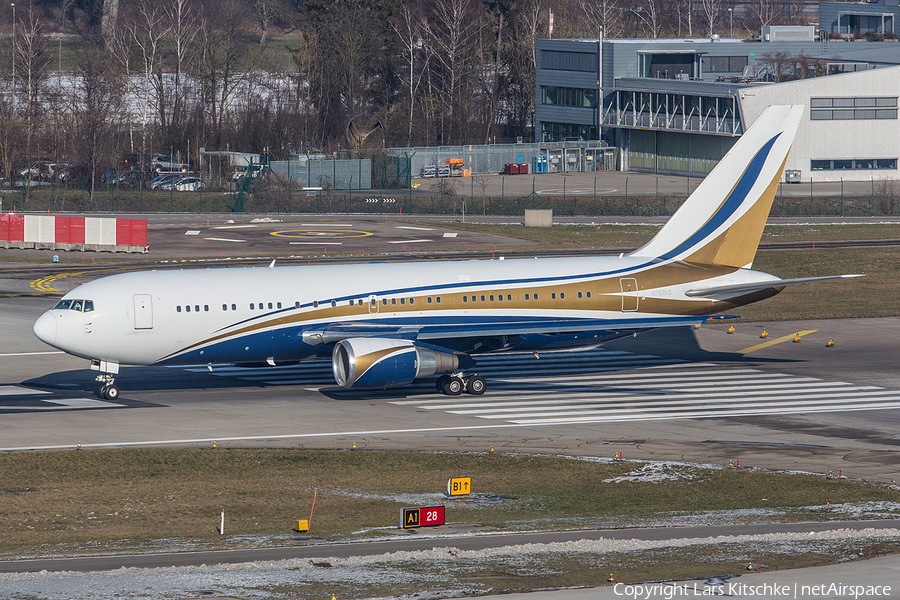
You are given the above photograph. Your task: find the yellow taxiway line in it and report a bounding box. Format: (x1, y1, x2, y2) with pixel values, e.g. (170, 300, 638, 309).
(738, 330, 818, 354)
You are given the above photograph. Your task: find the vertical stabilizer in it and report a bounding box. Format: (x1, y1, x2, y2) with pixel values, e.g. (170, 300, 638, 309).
(631, 105, 804, 268)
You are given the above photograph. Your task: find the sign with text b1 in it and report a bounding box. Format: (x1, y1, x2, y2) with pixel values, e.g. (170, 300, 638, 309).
(402, 506, 445, 528)
(447, 477, 471, 496)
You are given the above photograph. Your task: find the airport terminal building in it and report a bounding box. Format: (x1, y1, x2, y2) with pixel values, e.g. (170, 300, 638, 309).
(535, 32, 900, 182)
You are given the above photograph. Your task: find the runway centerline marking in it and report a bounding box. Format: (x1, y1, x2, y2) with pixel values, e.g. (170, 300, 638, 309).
(388, 239, 430, 244)
(739, 330, 818, 354)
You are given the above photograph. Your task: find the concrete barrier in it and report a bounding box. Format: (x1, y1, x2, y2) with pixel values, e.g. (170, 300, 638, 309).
(0, 215, 148, 252)
(524, 209, 553, 227)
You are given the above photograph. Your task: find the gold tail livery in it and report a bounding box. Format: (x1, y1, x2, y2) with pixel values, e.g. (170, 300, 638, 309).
(33, 105, 860, 399)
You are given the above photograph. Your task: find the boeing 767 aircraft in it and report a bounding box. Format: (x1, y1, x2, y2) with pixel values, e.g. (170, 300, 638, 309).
(33, 105, 857, 400)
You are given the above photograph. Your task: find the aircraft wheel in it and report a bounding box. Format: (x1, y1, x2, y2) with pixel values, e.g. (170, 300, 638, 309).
(443, 376, 464, 396)
(98, 385, 108, 399)
(466, 376, 486, 395)
(436, 375, 451, 393)
(104, 385, 120, 400)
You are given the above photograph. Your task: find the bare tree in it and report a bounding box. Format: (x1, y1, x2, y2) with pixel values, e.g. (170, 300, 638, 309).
(69, 45, 125, 203)
(631, 0, 662, 38)
(101, 0, 121, 46)
(391, 3, 430, 146)
(875, 177, 899, 215)
(745, 0, 784, 30)
(699, 0, 721, 36)
(425, 0, 482, 143)
(581, 0, 624, 39)
(129, 0, 170, 161)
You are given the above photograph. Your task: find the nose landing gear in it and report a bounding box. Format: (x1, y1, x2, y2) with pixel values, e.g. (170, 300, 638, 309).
(436, 373, 486, 395)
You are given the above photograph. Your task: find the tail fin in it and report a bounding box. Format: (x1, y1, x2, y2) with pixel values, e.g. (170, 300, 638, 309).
(631, 105, 804, 268)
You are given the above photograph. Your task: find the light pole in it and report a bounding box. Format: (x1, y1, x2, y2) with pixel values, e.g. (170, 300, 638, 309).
(729, 8, 733, 37)
(10, 3, 14, 116)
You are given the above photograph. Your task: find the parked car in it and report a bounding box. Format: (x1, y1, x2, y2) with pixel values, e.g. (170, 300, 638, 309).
(149, 173, 179, 190)
(151, 155, 190, 173)
(160, 177, 204, 191)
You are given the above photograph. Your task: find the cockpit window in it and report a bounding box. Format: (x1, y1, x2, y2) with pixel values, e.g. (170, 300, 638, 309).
(54, 299, 93, 312)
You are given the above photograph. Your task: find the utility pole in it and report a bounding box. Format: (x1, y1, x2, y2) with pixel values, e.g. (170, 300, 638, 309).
(729, 8, 733, 37)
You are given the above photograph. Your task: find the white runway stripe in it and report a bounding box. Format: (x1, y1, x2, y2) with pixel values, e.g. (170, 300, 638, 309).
(174, 347, 900, 424)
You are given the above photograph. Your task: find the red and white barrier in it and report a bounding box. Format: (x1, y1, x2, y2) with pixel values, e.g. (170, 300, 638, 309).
(0, 215, 148, 253)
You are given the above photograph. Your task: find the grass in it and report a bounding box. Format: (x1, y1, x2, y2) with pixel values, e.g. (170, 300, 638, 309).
(0, 449, 897, 559)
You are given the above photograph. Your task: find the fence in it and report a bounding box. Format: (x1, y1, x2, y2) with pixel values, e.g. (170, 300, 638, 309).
(0, 214, 147, 252)
(1, 177, 897, 217)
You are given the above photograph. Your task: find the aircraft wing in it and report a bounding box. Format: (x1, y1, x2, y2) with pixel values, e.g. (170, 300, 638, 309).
(684, 274, 864, 298)
(317, 315, 707, 345)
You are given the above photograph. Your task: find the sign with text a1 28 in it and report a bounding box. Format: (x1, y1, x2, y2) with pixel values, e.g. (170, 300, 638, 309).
(402, 506, 445, 528)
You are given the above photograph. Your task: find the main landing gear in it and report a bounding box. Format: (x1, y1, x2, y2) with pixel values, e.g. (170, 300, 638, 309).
(436, 373, 486, 396)
(96, 373, 120, 400)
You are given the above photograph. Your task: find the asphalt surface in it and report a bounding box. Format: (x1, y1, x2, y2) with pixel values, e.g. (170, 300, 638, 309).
(2, 214, 900, 589)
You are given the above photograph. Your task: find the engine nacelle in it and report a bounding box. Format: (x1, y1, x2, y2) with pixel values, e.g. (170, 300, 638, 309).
(332, 337, 459, 389)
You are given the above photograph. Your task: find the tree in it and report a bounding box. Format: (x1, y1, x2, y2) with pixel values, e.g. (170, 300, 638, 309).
(699, 0, 720, 37)
(580, 0, 624, 39)
(425, 0, 482, 143)
(69, 45, 125, 203)
(390, 2, 431, 145)
(631, 0, 662, 38)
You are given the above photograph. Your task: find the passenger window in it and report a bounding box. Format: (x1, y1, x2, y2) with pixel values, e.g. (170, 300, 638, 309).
(409, 298, 414, 304)
(480, 295, 485, 302)
(371, 298, 377, 306)
(204, 305, 209, 311)
(436, 297, 441, 303)
(331, 300, 336, 307)
(83, 300, 94, 312)
(313, 301, 318, 308)
(534, 293, 539, 300)
(525, 294, 530, 300)
(382, 299, 387, 305)
(489, 295, 494, 301)
(551, 293, 556, 300)
(587, 292, 591, 298)
(560, 293, 565, 300)
(497, 295, 503, 302)
(295, 302, 300, 308)
(277, 302, 282, 309)
(223, 304, 228, 311)
(177, 306, 182, 313)
(463, 296, 468, 303)
(232, 304, 237, 310)
(349, 299, 354, 306)
(427, 297, 432, 304)
(578, 292, 583, 299)
(400, 298, 406, 305)
(391, 298, 396, 305)
(195, 305, 200, 312)
(268, 303, 273, 309)
(507, 294, 512, 301)
(186, 305, 191, 312)
(250, 303, 254, 310)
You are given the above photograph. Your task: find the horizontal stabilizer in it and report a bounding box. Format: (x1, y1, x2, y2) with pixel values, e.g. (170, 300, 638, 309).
(685, 274, 864, 298)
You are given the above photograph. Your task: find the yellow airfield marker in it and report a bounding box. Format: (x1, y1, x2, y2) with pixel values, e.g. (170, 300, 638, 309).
(738, 330, 818, 354)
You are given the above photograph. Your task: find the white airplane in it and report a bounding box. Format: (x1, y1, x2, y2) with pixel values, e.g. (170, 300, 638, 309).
(33, 105, 858, 400)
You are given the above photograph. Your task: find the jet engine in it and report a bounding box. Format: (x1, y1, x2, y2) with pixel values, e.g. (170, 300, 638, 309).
(332, 337, 459, 389)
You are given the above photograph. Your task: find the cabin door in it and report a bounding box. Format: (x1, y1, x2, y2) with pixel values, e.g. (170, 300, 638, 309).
(619, 278, 639, 312)
(368, 294, 380, 314)
(134, 294, 153, 329)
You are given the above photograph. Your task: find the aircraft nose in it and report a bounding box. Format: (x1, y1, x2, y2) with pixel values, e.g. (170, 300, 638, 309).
(33, 312, 57, 346)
